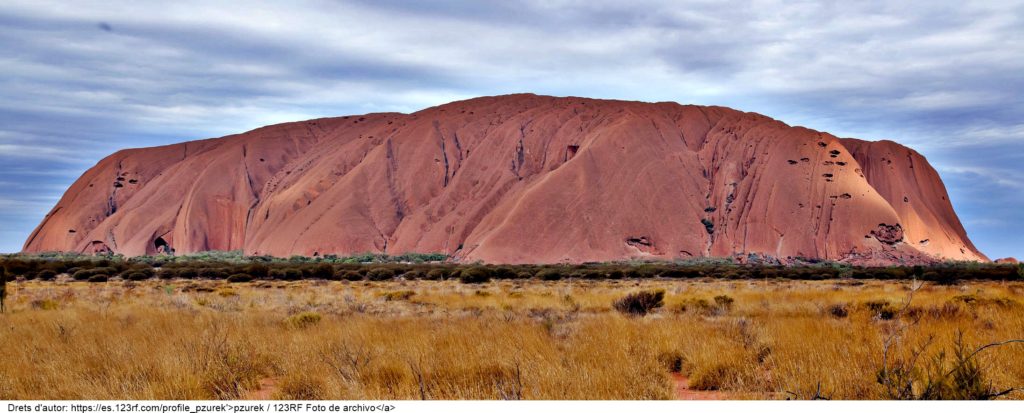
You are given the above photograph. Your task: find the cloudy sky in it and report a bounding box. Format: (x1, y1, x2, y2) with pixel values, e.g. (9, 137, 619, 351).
(1, 0, 1022, 258)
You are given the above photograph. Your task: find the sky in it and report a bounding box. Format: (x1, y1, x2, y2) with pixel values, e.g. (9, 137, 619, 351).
(0, 0, 1022, 258)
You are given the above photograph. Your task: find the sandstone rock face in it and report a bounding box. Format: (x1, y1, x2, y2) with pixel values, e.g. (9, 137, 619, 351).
(23, 94, 988, 264)
(995, 257, 1019, 264)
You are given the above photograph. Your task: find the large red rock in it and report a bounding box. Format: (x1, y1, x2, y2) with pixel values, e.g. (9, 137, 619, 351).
(23, 94, 988, 264)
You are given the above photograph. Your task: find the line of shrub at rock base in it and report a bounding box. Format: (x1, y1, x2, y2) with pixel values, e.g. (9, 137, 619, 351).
(1, 254, 1022, 284)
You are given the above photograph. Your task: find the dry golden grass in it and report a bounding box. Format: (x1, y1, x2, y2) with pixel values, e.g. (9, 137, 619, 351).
(0, 278, 1022, 400)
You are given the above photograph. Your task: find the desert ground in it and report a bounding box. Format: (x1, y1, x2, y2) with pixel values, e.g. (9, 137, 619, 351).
(1, 277, 1022, 400)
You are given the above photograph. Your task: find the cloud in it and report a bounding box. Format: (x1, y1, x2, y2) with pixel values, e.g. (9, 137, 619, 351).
(0, 0, 1021, 256)
(938, 165, 1024, 190)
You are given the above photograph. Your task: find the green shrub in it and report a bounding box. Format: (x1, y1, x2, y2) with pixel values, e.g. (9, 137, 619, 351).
(95, 267, 117, 275)
(72, 268, 105, 280)
(125, 271, 153, 281)
(424, 268, 449, 280)
(579, 270, 606, 280)
(395, 269, 419, 279)
(490, 267, 518, 280)
(312, 263, 334, 279)
(366, 268, 395, 281)
(280, 268, 302, 280)
(87, 274, 108, 283)
(613, 289, 665, 317)
(459, 267, 492, 284)
(227, 273, 253, 283)
(197, 268, 228, 279)
(244, 263, 269, 278)
(634, 265, 661, 278)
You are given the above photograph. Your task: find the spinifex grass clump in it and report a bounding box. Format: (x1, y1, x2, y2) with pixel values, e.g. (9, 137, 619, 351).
(286, 312, 322, 329)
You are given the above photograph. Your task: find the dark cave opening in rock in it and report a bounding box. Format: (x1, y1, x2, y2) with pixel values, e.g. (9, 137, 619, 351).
(154, 236, 173, 255)
(565, 144, 580, 161)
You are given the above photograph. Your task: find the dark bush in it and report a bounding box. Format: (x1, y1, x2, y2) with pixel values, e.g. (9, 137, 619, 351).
(613, 289, 665, 317)
(72, 268, 104, 280)
(282, 268, 303, 280)
(87, 275, 108, 283)
(635, 265, 661, 279)
(865, 300, 897, 320)
(491, 267, 518, 280)
(459, 267, 493, 284)
(924, 270, 958, 285)
(367, 268, 396, 281)
(245, 263, 270, 279)
(227, 273, 253, 283)
(537, 268, 563, 281)
(94, 267, 117, 275)
(1, 266, 7, 313)
(401, 269, 424, 280)
(37, 269, 58, 281)
(312, 263, 334, 279)
(425, 268, 449, 280)
(197, 268, 227, 279)
(2, 259, 32, 276)
(125, 271, 153, 281)
(827, 303, 849, 318)
(177, 268, 198, 279)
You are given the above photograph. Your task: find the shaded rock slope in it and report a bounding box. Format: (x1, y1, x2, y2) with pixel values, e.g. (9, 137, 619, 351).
(23, 94, 987, 264)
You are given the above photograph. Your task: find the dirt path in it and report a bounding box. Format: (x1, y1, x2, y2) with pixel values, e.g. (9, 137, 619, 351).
(671, 372, 726, 400)
(242, 377, 280, 400)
